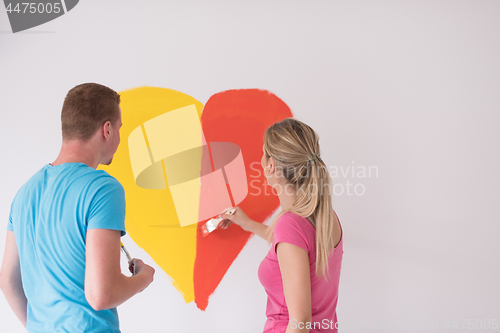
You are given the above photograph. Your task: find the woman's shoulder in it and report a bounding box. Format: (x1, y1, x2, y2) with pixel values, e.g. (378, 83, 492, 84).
(278, 210, 343, 247)
(275, 211, 315, 236)
(279, 211, 308, 224)
(273, 211, 315, 255)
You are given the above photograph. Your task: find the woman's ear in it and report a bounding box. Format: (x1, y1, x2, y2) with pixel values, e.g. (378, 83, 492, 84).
(268, 157, 275, 174)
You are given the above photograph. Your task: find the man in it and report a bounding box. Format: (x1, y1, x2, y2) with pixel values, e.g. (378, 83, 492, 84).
(0, 83, 155, 332)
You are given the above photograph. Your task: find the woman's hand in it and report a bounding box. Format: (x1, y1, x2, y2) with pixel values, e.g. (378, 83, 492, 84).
(218, 206, 251, 231)
(218, 206, 269, 240)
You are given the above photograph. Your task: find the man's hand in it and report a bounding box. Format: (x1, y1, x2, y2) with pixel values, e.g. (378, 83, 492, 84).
(85, 229, 155, 311)
(128, 258, 155, 291)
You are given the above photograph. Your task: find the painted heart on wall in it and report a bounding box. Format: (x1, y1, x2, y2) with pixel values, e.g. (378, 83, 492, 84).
(100, 87, 293, 310)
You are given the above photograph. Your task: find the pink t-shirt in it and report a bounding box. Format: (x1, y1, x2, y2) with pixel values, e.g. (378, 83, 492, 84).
(258, 211, 343, 333)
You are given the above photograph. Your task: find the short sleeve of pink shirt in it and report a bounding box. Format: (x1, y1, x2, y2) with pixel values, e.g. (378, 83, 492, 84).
(258, 211, 343, 333)
(273, 212, 313, 258)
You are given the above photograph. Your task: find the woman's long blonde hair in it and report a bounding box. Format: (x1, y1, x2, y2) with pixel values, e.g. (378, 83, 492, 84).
(263, 117, 338, 278)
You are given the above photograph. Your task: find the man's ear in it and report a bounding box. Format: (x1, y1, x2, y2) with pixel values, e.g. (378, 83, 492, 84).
(102, 121, 112, 141)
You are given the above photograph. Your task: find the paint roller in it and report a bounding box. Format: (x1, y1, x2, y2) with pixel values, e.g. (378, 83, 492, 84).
(200, 208, 236, 237)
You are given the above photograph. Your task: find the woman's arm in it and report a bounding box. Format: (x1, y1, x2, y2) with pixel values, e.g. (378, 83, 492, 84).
(276, 242, 312, 333)
(238, 219, 269, 240)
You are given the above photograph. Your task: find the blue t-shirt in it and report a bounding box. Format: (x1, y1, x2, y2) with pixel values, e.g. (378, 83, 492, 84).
(7, 163, 126, 333)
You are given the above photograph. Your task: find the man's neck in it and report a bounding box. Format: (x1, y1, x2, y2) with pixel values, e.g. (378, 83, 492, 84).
(51, 140, 101, 169)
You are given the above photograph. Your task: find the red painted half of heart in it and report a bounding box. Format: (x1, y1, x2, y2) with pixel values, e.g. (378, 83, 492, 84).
(194, 89, 294, 310)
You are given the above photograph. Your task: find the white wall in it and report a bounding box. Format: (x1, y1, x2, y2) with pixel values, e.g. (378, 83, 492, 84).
(1, 1, 499, 332)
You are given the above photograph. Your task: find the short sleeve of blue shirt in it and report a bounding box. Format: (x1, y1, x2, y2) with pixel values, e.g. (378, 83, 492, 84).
(7, 210, 14, 231)
(87, 176, 126, 236)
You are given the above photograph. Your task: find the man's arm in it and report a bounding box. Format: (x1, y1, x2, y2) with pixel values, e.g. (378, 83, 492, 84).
(85, 229, 154, 311)
(0, 230, 27, 327)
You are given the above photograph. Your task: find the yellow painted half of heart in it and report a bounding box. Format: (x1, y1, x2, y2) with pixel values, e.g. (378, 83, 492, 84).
(99, 86, 204, 303)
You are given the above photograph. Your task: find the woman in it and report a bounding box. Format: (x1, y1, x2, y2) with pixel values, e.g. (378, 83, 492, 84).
(219, 117, 343, 333)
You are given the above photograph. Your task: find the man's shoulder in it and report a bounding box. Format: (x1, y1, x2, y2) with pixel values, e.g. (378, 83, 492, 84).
(60, 163, 122, 189)
(13, 164, 50, 198)
(81, 170, 125, 204)
(15, 164, 122, 200)
(88, 169, 123, 190)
